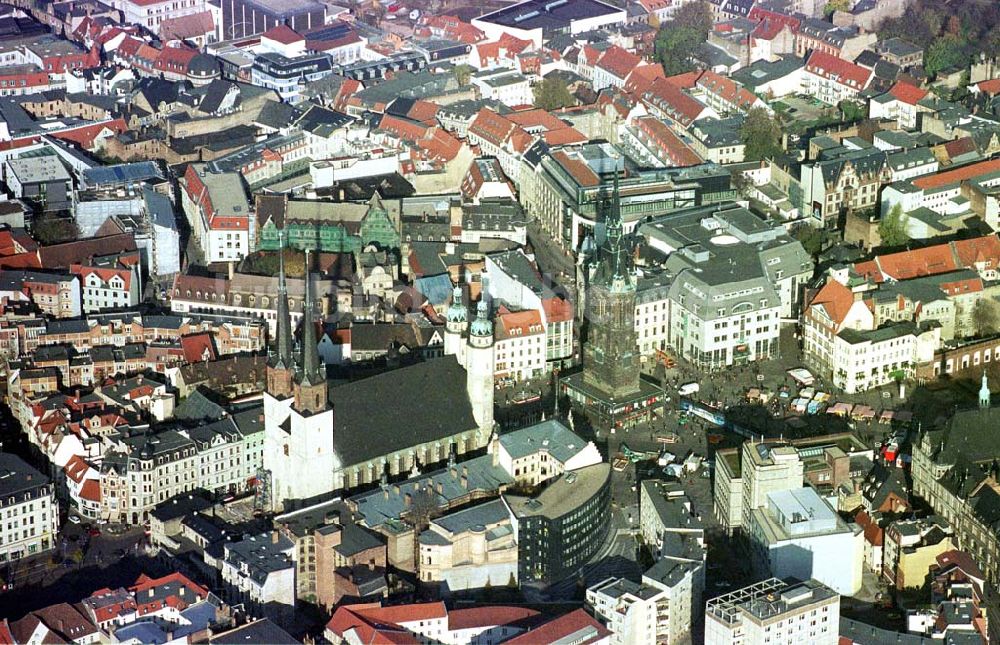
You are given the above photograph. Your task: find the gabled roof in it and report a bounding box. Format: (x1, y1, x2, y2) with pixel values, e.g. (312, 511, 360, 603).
(503, 609, 611, 645)
(262, 24, 303, 45)
(887, 80, 928, 105)
(808, 278, 859, 326)
(642, 77, 708, 127)
(805, 50, 871, 90)
(595, 45, 641, 80)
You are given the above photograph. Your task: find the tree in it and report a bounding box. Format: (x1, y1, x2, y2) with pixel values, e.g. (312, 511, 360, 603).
(32, 213, 79, 245)
(791, 225, 824, 256)
(533, 77, 575, 111)
(839, 99, 866, 123)
(878, 203, 909, 247)
(740, 107, 783, 161)
(973, 299, 1000, 337)
(925, 34, 968, 77)
(655, 1, 712, 75)
(452, 64, 473, 86)
(824, 0, 850, 17)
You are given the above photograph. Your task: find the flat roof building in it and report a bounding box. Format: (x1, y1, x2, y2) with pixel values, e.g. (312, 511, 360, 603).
(472, 0, 626, 46)
(705, 577, 840, 645)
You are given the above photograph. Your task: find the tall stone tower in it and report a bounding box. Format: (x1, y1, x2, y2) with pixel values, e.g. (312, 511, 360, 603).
(444, 285, 468, 364)
(263, 249, 338, 512)
(582, 170, 640, 400)
(466, 298, 495, 431)
(266, 229, 295, 398)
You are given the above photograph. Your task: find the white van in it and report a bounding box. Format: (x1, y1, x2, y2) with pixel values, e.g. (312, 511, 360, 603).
(678, 382, 700, 397)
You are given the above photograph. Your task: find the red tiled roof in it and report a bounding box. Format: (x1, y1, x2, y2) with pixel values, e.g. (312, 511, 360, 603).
(624, 63, 666, 95)
(854, 235, 1000, 283)
(941, 136, 977, 159)
(468, 108, 517, 147)
(636, 115, 702, 166)
(805, 50, 872, 90)
(447, 607, 539, 630)
(79, 479, 100, 502)
(504, 610, 611, 645)
(974, 78, 1000, 96)
(180, 332, 217, 363)
(913, 159, 1000, 190)
(596, 45, 641, 80)
(696, 70, 760, 110)
(352, 602, 447, 625)
(159, 10, 214, 41)
(935, 549, 985, 581)
(39, 233, 137, 269)
(262, 24, 303, 44)
(552, 150, 601, 187)
(406, 99, 440, 125)
(541, 127, 587, 145)
(808, 279, 857, 326)
(887, 80, 928, 105)
(542, 296, 573, 323)
(642, 77, 708, 127)
(854, 509, 883, 546)
(663, 70, 701, 89)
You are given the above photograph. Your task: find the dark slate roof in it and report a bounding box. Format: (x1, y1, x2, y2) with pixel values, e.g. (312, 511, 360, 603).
(255, 100, 302, 130)
(174, 387, 227, 423)
(0, 453, 49, 497)
(329, 356, 476, 467)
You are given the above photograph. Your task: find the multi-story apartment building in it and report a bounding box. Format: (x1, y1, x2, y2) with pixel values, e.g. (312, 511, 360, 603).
(800, 51, 873, 106)
(493, 308, 546, 383)
(250, 52, 333, 104)
(0, 454, 59, 563)
(220, 531, 296, 623)
(71, 252, 143, 314)
(99, 408, 263, 524)
(704, 578, 840, 645)
(180, 164, 252, 264)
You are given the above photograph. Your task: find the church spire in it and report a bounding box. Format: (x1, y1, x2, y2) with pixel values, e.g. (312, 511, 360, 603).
(593, 161, 633, 291)
(266, 229, 295, 397)
(981, 371, 991, 409)
(274, 228, 293, 368)
(298, 250, 322, 386)
(293, 249, 328, 414)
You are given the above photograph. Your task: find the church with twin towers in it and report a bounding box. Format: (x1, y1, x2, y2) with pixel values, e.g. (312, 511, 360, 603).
(260, 231, 497, 513)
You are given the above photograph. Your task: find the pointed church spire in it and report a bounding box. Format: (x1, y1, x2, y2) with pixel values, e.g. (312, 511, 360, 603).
(274, 228, 293, 368)
(981, 370, 991, 409)
(298, 249, 322, 387)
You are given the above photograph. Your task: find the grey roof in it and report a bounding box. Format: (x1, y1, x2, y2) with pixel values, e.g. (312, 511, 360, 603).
(82, 162, 164, 188)
(477, 0, 622, 33)
(224, 532, 294, 584)
(690, 116, 744, 147)
(839, 618, 932, 644)
(500, 419, 593, 463)
(328, 356, 478, 467)
(350, 453, 513, 529)
(505, 463, 611, 520)
(430, 498, 509, 536)
(174, 388, 226, 423)
(0, 453, 49, 497)
(255, 100, 302, 130)
(209, 619, 298, 645)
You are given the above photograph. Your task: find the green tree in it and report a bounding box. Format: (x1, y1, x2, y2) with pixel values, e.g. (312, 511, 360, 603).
(791, 225, 824, 256)
(740, 107, 783, 161)
(878, 203, 909, 247)
(925, 34, 968, 76)
(824, 0, 850, 17)
(533, 77, 575, 110)
(32, 213, 80, 245)
(839, 99, 867, 123)
(655, 1, 712, 75)
(452, 64, 473, 86)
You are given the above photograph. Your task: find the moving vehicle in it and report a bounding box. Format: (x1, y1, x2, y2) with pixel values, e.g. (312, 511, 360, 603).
(678, 382, 700, 397)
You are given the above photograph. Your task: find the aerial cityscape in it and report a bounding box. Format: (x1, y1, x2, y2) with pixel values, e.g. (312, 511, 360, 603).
(0, 0, 999, 642)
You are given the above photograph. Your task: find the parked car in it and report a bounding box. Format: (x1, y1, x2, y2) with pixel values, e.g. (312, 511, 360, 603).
(68, 516, 81, 525)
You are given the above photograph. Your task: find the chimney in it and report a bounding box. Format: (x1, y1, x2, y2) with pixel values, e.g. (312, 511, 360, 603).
(404, 493, 412, 507)
(228, 261, 235, 280)
(368, 559, 375, 571)
(393, 484, 400, 495)
(271, 530, 279, 544)
(57, 619, 65, 634)
(435, 482, 443, 494)
(460, 476, 468, 489)
(462, 465, 468, 478)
